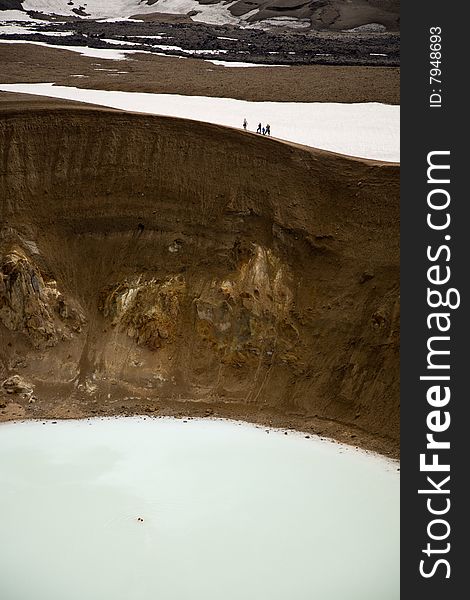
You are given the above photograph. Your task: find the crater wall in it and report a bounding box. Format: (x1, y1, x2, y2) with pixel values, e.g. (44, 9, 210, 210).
(0, 97, 399, 451)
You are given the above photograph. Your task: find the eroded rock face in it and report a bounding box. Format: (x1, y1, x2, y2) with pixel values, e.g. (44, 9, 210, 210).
(195, 244, 298, 368)
(2, 374, 32, 397)
(0, 247, 85, 349)
(97, 245, 299, 370)
(99, 275, 185, 349)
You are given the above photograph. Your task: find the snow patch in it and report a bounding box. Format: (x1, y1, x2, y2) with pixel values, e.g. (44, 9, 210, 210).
(206, 59, 288, 68)
(0, 10, 48, 23)
(128, 35, 166, 39)
(0, 24, 32, 35)
(152, 0, 240, 26)
(0, 39, 146, 60)
(9, 1, 242, 26)
(27, 30, 75, 36)
(102, 38, 142, 46)
(96, 17, 143, 23)
(1, 1, 311, 27)
(0, 83, 400, 162)
(247, 17, 310, 30)
(21, 1, 164, 20)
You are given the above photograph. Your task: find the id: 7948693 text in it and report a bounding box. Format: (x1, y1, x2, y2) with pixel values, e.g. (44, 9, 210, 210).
(429, 26, 442, 108)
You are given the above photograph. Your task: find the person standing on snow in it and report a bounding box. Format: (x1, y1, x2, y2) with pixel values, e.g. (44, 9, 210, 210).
(243, 118, 248, 131)
(266, 124, 271, 136)
(257, 123, 262, 134)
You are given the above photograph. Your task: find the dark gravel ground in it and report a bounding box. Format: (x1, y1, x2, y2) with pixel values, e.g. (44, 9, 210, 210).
(1, 18, 400, 66)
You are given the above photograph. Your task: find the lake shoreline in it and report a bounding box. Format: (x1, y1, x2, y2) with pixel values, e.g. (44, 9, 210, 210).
(1, 394, 400, 460)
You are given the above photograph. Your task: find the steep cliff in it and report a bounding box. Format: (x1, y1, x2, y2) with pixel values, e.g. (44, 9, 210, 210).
(0, 95, 399, 454)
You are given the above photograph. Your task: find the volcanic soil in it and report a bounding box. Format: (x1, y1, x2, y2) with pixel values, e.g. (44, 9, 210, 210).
(0, 43, 399, 104)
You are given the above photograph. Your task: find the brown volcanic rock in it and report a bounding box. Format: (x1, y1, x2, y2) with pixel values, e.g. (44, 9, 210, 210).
(99, 275, 186, 350)
(0, 95, 399, 454)
(2, 374, 33, 396)
(0, 246, 85, 349)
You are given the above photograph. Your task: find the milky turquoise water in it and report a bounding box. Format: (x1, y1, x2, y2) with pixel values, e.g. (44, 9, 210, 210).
(0, 418, 399, 600)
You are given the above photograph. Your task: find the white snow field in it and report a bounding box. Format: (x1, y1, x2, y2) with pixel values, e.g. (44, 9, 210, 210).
(147, 0, 239, 25)
(101, 38, 143, 46)
(10, 1, 244, 25)
(21, 0, 166, 19)
(0, 9, 47, 23)
(0, 39, 145, 60)
(205, 59, 287, 67)
(0, 418, 400, 600)
(0, 10, 48, 33)
(0, 24, 32, 34)
(0, 83, 400, 161)
(247, 16, 311, 29)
